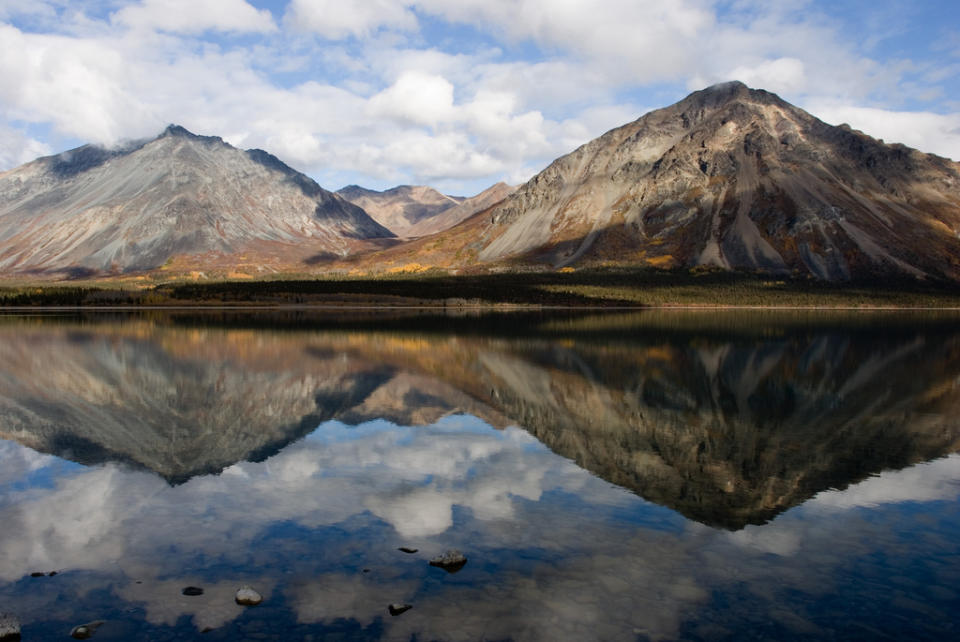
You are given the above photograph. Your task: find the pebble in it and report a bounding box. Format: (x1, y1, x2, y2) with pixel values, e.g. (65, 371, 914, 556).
(429, 549, 467, 573)
(388, 604, 412, 617)
(235, 586, 263, 606)
(70, 620, 104, 639)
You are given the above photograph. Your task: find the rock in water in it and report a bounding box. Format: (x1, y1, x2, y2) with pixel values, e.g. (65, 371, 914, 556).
(70, 620, 104, 639)
(235, 586, 263, 606)
(181, 586, 204, 596)
(388, 604, 412, 616)
(429, 549, 467, 573)
(0, 613, 20, 641)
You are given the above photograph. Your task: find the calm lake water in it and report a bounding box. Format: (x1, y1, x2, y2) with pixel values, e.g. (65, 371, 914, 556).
(0, 309, 959, 641)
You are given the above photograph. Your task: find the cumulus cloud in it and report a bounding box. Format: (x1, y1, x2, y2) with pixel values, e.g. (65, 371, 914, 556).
(112, 0, 276, 34)
(726, 57, 808, 95)
(0, 0, 956, 190)
(367, 70, 456, 127)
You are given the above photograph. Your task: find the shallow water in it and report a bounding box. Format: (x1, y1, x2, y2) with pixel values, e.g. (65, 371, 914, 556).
(0, 309, 959, 640)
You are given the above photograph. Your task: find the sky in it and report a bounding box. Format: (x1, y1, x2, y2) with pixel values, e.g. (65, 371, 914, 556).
(0, 0, 958, 195)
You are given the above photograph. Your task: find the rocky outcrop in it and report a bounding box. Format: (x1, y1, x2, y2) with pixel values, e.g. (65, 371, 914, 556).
(0, 125, 393, 276)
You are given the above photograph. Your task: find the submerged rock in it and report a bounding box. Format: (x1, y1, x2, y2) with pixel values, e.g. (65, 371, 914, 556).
(429, 549, 467, 573)
(181, 586, 204, 596)
(398, 547, 418, 554)
(0, 613, 20, 642)
(388, 604, 412, 616)
(70, 620, 104, 639)
(235, 586, 263, 606)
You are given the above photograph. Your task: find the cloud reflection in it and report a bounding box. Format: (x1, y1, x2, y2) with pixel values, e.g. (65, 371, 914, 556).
(1, 414, 960, 639)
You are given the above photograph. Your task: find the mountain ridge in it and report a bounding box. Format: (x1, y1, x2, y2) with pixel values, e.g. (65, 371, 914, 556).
(2, 82, 960, 282)
(0, 124, 393, 277)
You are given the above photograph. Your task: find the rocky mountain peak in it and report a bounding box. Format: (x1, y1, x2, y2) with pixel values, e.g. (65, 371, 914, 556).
(472, 83, 960, 280)
(158, 123, 226, 147)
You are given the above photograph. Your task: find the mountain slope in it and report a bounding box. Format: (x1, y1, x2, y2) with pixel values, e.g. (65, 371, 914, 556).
(404, 182, 515, 237)
(0, 125, 393, 276)
(337, 184, 464, 237)
(356, 82, 960, 281)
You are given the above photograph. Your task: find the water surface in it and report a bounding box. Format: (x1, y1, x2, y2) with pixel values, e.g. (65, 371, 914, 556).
(0, 310, 959, 640)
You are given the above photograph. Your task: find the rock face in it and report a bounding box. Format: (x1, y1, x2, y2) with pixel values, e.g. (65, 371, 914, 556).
(337, 184, 464, 237)
(0, 125, 393, 276)
(446, 82, 960, 280)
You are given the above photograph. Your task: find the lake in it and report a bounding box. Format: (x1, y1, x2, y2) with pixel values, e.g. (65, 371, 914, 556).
(0, 309, 958, 641)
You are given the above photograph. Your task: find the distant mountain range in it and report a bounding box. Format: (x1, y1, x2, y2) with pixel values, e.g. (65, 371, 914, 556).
(1, 82, 959, 281)
(337, 182, 515, 238)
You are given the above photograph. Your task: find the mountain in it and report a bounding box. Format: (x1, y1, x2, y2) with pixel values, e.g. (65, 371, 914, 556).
(337, 182, 516, 238)
(350, 82, 960, 281)
(404, 182, 515, 237)
(336, 184, 464, 237)
(0, 125, 393, 277)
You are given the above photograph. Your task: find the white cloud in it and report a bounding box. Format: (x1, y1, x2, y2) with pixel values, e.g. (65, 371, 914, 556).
(727, 57, 807, 95)
(367, 70, 456, 128)
(0, 124, 52, 168)
(803, 102, 960, 161)
(810, 454, 960, 509)
(284, 0, 417, 39)
(112, 0, 276, 34)
(0, 0, 956, 190)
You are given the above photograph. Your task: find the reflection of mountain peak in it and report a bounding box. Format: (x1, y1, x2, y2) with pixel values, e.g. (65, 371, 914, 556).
(0, 314, 958, 527)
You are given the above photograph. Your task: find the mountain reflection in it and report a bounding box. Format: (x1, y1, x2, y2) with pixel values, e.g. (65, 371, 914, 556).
(0, 311, 958, 529)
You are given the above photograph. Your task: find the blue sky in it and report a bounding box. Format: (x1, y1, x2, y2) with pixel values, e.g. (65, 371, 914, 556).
(0, 0, 958, 195)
